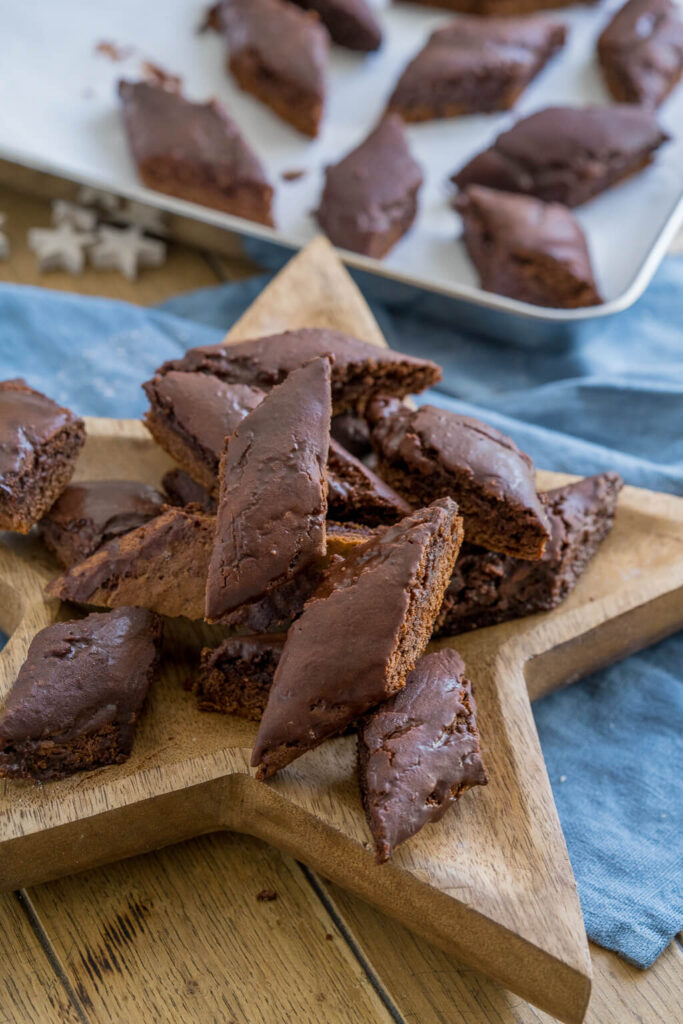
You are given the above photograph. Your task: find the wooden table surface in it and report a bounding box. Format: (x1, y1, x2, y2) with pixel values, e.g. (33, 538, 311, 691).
(1, 183, 681, 1024)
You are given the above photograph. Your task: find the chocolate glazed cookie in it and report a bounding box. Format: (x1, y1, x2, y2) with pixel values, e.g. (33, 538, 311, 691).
(452, 105, 669, 206)
(358, 648, 488, 863)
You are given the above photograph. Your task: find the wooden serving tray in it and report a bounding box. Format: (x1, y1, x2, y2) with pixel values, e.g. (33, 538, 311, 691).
(1, 239, 682, 1024)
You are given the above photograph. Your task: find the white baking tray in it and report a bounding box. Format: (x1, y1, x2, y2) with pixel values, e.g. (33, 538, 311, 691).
(1, 0, 682, 339)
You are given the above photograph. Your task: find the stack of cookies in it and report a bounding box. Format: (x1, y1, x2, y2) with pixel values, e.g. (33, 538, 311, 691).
(0, 331, 622, 861)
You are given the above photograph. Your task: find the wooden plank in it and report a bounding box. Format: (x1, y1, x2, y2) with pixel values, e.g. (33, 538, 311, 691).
(0, 891, 84, 1024)
(27, 833, 397, 1024)
(0, 184, 224, 304)
(227, 236, 387, 347)
(322, 881, 683, 1024)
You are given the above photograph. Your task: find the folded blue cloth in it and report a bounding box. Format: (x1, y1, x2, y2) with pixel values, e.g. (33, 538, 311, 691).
(0, 260, 681, 968)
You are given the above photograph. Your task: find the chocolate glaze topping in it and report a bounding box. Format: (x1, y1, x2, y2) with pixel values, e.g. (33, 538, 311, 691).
(536, 472, 622, 566)
(0, 608, 161, 747)
(598, 0, 683, 107)
(369, 398, 549, 551)
(452, 105, 669, 206)
(358, 648, 488, 863)
(424, 13, 565, 64)
(218, 521, 375, 633)
(435, 473, 623, 635)
(144, 371, 265, 470)
(455, 185, 602, 308)
(205, 357, 331, 620)
(39, 480, 165, 567)
(317, 116, 423, 256)
(118, 79, 271, 188)
(289, 0, 382, 51)
(404, 0, 597, 11)
(388, 15, 566, 118)
(220, 0, 328, 96)
(251, 497, 463, 778)
(0, 379, 83, 485)
(46, 506, 214, 620)
(159, 327, 441, 414)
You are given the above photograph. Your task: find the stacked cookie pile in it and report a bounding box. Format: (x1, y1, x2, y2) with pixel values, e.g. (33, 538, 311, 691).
(0, 332, 621, 861)
(116, 0, 682, 306)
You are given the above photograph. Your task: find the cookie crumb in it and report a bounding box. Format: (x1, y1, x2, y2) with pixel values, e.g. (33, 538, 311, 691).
(96, 40, 134, 62)
(256, 889, 278, 902)
(198, 2, 223, 33)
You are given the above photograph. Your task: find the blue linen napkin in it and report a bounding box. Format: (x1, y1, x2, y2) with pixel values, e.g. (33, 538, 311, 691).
(0, 261, 681, 968)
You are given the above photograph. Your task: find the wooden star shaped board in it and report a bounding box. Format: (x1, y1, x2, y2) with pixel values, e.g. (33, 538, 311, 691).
(1, 239, 682, 1023)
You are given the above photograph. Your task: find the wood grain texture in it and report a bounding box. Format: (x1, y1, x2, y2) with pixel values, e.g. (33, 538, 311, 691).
(0, 892, 83, 1024)
(26, 833, 395, 1024)
(227, 236, 386, 346)
(1, 237, 681, 1024)
(322, 882, 683, 1024)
